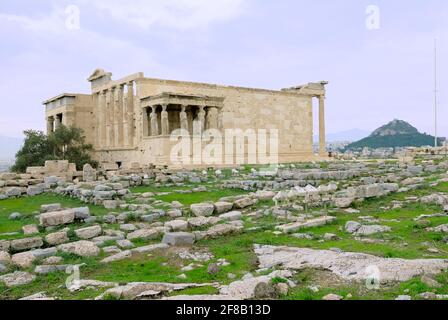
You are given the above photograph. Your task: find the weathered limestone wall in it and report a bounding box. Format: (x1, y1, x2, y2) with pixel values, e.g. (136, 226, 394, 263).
(44, 94, 95, 146)
(133, 78, 314, 166)
(44, 70, 324, 169)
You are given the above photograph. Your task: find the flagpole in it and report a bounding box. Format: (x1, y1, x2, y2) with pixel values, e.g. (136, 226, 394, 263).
(434, 38, 438, 148)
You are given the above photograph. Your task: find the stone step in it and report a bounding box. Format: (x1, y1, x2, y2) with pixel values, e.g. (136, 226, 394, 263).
(276, 216, 336, 234)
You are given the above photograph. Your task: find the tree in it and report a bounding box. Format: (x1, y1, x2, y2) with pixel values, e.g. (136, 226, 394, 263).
(12, 125, 97, 173)
(11, 130, 53, 173)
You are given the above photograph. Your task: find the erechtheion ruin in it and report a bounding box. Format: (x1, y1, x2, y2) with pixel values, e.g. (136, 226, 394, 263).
(43, 69, 328, 169)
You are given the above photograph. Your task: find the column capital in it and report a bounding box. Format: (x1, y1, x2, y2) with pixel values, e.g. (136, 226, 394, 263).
(318, 93, 326, 156)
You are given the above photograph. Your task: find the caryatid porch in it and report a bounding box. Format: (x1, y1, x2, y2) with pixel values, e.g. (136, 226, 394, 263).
(140, 93, 224, 166)
(141, 93, 225, 137)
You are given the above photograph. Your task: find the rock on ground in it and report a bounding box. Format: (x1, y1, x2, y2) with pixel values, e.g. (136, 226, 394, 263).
(219, 270, 292, 299)
(45, 231, 69, 245)
(190, 203, 215, 217)
(19, 292, 55, 300)
(214, 202, 234, 214)
(40, 203, 61, 213)
(165, 220, 188, 232)
(40, 209, 75, 227)
(127, 229, 160, 241)
(58, 241, 100, 257)
(162, 232, 195, 246)
(101, 250, 132, 263)
(10, 237, 43, 252)
(277, 216, 336, 234)
(11, 252, 36, 268)
(74, 225, 102, 240)
(233, 197, 257, 209)
(219, 211, 242, 221)
(0, 271, 36, 287)
(97, 282, 218, 300)
(255, 245, 448, 283)
(22, 224, 39, 235)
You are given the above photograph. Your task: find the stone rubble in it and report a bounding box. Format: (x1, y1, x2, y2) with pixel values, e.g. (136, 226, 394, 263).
(255, 245, 448, 282)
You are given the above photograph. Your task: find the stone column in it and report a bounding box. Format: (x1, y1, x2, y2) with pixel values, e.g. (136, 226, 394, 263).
(180, 105, 189, 134)
(126, 82, 134, 146)
(47, 117, 54, 134)
(112, 86, 120, 147)
(94, 92, 100, 147)
(150, 106, 159, 136)
(207, 107, 219, 129)
(54, 115, 61, 130)
(161, 104, 169, 135)
(116, 84, 124, 147)
(319, 95, 326, 156)
(198, 106, 206, 133)
(100, 90, 107, 147)
(109, 87, 116, 148)
(142, 106, 149, 137)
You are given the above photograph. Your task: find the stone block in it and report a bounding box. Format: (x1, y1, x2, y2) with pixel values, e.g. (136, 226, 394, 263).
(40, 209, 75, 227)
(190, 203, 215, 217)
(10, 237, 43, 252)
(162, 232, 195, 246)
(74, 225, 102, 240)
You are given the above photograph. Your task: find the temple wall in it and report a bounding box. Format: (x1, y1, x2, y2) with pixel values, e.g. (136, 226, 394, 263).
(134, 78, 314, 166)
(44, 71, 324, 169)
(44, 94, 95, 145)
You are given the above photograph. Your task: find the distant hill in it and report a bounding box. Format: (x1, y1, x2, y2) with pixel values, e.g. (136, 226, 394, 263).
(345, 119, 444, 150)
(314, 129, 370, 143)
(0, 135, 23, 161)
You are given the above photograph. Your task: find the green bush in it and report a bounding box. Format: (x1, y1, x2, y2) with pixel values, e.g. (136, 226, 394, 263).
(12, 125, 97, 173)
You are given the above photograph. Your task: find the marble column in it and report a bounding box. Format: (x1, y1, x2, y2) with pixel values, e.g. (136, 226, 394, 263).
(109, 87, 116, 147)
(54, 115, 61, 130)
(94, 92, 100, 147)
(161, 104, 169, 135)
(126, 82, 134, 146)
(142, 106, 149, 137)
(319, 95, 326, 156)
(150, 106, 159, 136)
(198, 106, 206, 133)
(180, 105, 189, 134)
(116, 84, 124, 147)
(47, 117, 54, 134)
(207, 107, 219, 129)
(112, 86, 120, 147)
(100, 90, 107, 147)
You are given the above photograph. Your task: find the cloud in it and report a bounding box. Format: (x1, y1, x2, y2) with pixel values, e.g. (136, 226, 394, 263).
(0, 5, 176, 137)
(90, 0, 248, 30)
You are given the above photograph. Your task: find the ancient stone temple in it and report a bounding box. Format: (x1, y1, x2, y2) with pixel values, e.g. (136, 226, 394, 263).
(43, 69, 328, 169)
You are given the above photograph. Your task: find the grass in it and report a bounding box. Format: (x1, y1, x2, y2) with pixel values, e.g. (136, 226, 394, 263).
(1, 174, 448, 300)
(283, 268, 448, 300)
(0, 194, 117, 238)
(153, 188, 249, 207)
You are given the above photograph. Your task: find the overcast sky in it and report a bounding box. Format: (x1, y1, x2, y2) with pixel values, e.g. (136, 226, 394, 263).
(0, 0, 446, 139)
